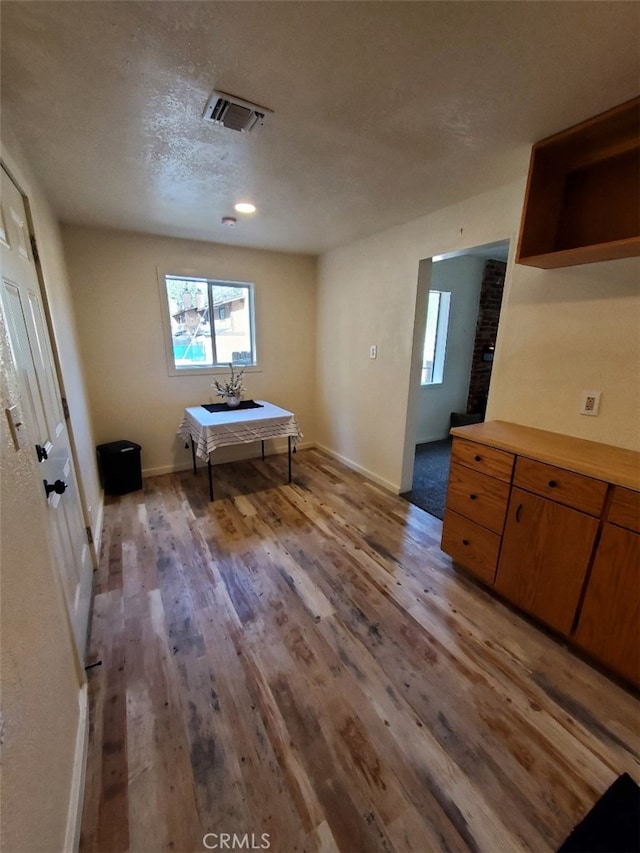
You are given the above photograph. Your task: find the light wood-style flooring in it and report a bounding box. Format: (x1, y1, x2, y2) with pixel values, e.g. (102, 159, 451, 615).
(81, 448, 640, 853)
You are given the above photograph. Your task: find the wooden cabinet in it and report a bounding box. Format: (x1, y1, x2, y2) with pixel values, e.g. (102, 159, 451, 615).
(573, 487, 640, 687)
(440, 421, 640, 688)
(516, 96, 640, 269)
(495, 488, 598, 635)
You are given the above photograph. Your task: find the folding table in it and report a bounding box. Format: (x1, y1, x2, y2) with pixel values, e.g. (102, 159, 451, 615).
(178, 400, 301, 500)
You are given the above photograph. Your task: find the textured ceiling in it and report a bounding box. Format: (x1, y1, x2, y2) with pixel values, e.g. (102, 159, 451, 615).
(1, 1, 639, 255)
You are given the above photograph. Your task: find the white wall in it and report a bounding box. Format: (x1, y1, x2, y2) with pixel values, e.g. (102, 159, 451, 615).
(316, 177, 640, 494)
(61, 226, 317, 476)
(1, 134, 86, 853)
(415, 255, 485, 444)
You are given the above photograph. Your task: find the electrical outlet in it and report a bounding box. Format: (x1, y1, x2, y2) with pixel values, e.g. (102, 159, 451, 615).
(369, 345, 377, 359)
(580, 391, 601, 416)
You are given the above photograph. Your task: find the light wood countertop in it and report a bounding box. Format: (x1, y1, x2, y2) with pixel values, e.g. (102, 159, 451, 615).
(450, 420, 640, 491)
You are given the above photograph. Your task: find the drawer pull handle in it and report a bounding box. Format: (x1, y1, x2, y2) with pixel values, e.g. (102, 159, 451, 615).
(469, 494, 477, 500)
(548, 479, 557, 488)
(515, 503, 523, 522)
(462, 539, 470, 546)
(474, 454, 482, 462)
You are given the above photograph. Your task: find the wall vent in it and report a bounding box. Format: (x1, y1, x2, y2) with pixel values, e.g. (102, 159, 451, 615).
(203, 90, 272, 133)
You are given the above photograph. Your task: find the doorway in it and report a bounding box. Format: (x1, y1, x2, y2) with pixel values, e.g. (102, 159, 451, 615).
(401, 240, 510, 519)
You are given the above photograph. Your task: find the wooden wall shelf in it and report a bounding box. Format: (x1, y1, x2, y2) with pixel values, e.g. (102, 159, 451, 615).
(516, 96, 640, 269)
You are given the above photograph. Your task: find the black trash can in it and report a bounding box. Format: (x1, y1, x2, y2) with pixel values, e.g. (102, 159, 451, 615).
(96, 440, 142, 495)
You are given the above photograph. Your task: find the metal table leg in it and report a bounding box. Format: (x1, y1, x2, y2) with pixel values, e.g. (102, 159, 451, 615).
(288, 435, 292, 483)
(207, 456, 214, 501)
(261, 439, 265, 461)
(191, 435, 197, 474)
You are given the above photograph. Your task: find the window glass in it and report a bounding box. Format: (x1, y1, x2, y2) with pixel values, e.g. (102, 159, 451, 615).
(164, 276, 255, 372)
(421, 290, 451, 385)
(210, 284, 254, 365)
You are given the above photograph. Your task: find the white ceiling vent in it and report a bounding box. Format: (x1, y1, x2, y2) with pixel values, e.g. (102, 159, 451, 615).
(203, 90, 272, 133)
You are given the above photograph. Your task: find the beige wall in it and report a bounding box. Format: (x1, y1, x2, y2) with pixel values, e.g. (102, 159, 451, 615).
(61, 226, 317, 475)
(1, 135, 85, 853)
(316, 178, 640, 493)
(487, 256, 640, 446)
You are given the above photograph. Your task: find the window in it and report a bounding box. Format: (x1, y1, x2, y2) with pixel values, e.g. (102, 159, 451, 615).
(421, 290, 451, 385)
(162, 275, 256, 374)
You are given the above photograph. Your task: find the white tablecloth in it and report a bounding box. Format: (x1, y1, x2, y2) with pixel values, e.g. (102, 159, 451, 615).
(178, 400, 302, 461)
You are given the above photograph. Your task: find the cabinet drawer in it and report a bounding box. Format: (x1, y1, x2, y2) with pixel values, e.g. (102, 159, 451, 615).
(451, 439, 514, 483)
(608, 486, 640, 533)
(441, 509, 500, 586)
(513, 457, 607, 516)
(446, 463, 510, 534)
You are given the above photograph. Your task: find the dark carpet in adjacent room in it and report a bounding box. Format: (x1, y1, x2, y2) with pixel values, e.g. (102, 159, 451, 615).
(557, 772, 640, 852)
(400, 437, 452, 520)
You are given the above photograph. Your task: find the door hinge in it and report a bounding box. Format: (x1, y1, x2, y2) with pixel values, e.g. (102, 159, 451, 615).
(85, 526, 93, 545)
(61, 397, 70, 419)
(29, 234, 40, 264)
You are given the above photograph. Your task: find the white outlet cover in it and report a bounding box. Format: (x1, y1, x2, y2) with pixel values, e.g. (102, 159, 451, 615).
(580, 390, 601, 416)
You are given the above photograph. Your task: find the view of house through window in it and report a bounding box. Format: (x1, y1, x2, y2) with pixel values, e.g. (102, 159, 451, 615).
(164, 276, 255, 370)
(421, 290, 451, 385)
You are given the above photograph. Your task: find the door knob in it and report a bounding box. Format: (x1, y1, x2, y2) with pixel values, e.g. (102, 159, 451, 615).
(43, 479, 67, 497)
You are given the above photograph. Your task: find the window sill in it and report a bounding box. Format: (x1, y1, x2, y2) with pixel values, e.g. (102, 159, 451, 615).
(168, 365, 262, 378)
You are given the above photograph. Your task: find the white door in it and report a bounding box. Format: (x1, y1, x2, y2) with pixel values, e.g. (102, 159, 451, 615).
(0, 165, 92, 661)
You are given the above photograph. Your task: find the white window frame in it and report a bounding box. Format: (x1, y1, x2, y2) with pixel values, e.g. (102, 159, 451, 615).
(421, 290, 451, 386)
(158, 268, 258, 377)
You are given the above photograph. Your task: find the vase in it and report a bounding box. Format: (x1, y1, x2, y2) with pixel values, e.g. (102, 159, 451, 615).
(226, 396, 241, 408)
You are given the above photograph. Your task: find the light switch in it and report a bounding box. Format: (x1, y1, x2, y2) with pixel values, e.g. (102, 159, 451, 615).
(5, 405, 24, 450)
(369, 345, 377, 359)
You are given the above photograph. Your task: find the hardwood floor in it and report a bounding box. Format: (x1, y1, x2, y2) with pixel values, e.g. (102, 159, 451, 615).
(80, 448, 640, 853)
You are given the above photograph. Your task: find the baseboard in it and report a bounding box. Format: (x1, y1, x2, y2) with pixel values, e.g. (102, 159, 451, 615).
(64, 682, 89, 853)
(142, 440, 316, 478)
(314, 443, 400, 494)
(143, 461, 195, 477)
(416, 433, 450, 445)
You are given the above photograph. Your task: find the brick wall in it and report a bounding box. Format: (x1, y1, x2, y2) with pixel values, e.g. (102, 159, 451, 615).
(466, 259, 506, 415)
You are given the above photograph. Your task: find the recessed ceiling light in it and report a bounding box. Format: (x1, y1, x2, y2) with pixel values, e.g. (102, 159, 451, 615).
(221, 216, 237, 227)
(234, 202, 256, 214)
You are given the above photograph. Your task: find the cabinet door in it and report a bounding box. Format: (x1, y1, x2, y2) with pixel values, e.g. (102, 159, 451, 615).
(573, 524, 639, 688)
(495, 488, 598, 635)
